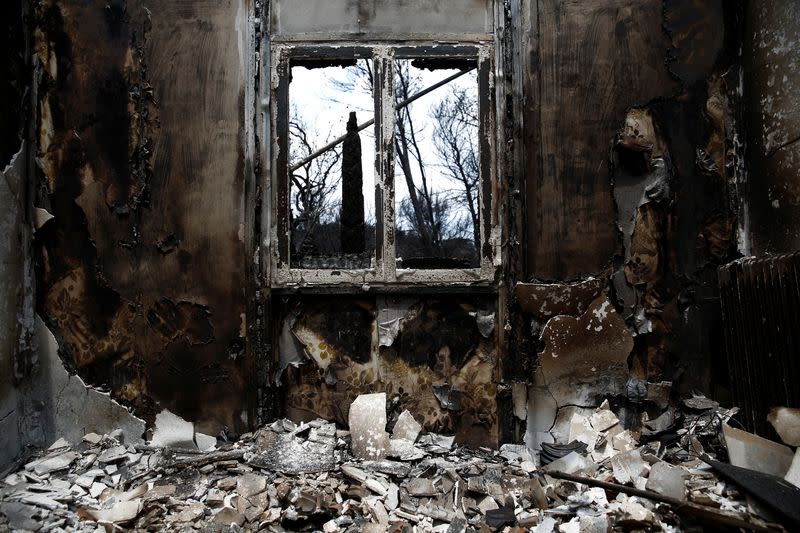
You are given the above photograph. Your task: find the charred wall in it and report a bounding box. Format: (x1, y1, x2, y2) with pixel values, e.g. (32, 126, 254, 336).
(744, 1, 800, 254)
(20, 0, 753, 450)
(33, 0, 256, 436)
(275, 294, 499, 448)
(519, 0, 744, 436)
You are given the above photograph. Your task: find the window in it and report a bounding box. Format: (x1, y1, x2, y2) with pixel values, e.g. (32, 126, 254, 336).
(269, 43, 496, 287)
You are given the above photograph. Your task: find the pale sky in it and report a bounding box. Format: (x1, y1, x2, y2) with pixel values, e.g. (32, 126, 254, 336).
(289, 61, 478, 231)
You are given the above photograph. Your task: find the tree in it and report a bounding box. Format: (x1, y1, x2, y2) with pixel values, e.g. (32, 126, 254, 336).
(319, 60, 481, 263)
(288, 109, 342, 256)
(432, 86, 480, 252)
(393, 61, 440, 256)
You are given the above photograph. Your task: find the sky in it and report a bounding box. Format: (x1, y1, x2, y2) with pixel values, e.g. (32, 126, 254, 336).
(289, 60, 478, 233)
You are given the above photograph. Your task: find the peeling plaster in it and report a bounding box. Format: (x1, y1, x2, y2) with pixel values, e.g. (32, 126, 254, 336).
(525, 296, 633, 450)
(279, 296, 498, 448)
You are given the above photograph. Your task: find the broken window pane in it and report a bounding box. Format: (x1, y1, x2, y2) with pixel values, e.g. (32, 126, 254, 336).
(289, 60, 376, 269)
(393, 59, 480, 269)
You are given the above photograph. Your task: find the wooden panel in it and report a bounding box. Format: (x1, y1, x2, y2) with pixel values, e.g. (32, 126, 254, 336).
(525, 0, 676, 279)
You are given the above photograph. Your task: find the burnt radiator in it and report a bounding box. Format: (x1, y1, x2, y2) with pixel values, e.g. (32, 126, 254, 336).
(718, 253, 800, 437)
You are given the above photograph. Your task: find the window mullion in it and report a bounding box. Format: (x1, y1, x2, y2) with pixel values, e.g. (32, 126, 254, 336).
(377, 51, 397, 283)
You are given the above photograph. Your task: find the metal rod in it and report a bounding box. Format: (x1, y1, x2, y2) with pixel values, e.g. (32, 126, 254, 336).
(289, 67, 475, 172)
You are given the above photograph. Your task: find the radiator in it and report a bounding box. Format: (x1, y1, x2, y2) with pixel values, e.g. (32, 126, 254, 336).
(718, 253, 800, 437)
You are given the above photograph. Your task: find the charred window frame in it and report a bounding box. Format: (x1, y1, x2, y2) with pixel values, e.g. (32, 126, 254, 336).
(268, 43, 497, 288)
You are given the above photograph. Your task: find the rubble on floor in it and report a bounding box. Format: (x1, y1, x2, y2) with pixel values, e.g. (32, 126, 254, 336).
(0, 397, 795, 532)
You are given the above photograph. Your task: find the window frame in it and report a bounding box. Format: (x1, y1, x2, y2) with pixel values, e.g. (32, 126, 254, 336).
(268, 42, 497, 289)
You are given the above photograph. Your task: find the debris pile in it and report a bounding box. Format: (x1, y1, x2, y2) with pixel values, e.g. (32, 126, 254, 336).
(1, 396, 797, 531)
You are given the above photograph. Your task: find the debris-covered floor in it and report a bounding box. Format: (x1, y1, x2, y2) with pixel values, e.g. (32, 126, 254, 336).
(2, 393, 797, 532)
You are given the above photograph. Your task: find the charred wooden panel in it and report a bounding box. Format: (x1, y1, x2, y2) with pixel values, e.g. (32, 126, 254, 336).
(34, 0, 253, 434)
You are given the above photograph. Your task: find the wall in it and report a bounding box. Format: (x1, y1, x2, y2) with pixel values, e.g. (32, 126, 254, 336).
(518, 0, 744, 445)
(0, 144, 26, 469)
(745, 0, 800, 253)
(0, 0, 31, 470)
(32, 0, 257, 437)
(5, 0, 760, 455)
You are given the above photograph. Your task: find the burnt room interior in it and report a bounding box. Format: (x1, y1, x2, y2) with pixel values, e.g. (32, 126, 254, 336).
(2, 0, 800, 531)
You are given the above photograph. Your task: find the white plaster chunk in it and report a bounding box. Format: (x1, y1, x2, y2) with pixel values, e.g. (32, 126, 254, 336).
(348, 393, 389, 460)
(722, 423, 793, 477)
(767, 406, 800, 446)
(391, 410, 421, 443)
(364, 496, 389, 526)
(47, 438, 70, 451)
(534, 516, 557, 533)
(612, 430, 638, 453)
(645, 462, 686, 501)
(82, 433, 103, 445)
(151, 409, 194, 448)
(610, 496, 655, 524)
(579, 515, 610, 533)
(568, 412, 600, 451)
(610, 449, 648, 485)
(196, 432, 217, 451)
(477, 495, 499, 513)
(385, 483, 399, 510)
(85, 499, 142, 524)
(590, 403, 620, 432)
(590, 440, 616, 463)
(89, 482, 107, 499)
(29, 451, 80, 475)
(543, 451, 596, 475)
(499, 443, 533, 463)
(237, 473, 267, 498)
(785, 448, 800, 489)
(150, 409, 216, 451)
(33, 207, 54, 230)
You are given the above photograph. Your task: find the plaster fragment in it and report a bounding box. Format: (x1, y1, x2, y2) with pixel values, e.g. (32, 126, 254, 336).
(646, 462, 686, 501)
(391, 410, 421, 443)
(348, 393, 389, 460)
(34, 208, 54, 230)
(723, 423, 793, 477)
(767, 406, 800, 446)
(150, 409, 216, 451)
